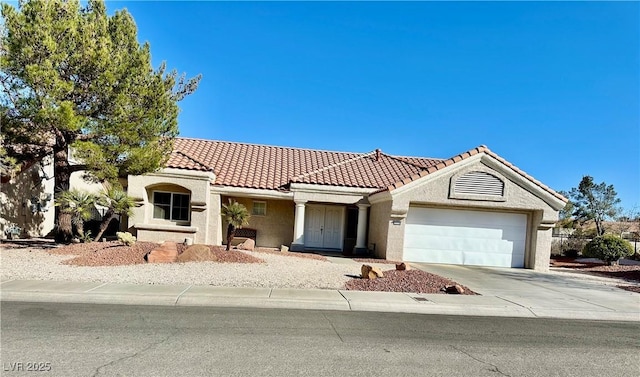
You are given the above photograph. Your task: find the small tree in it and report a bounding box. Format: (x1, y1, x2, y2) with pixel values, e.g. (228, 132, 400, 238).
(55, 189, 98, 241)
(221, 199, 250, 251)
(93, 188, 135, 241)
(567, 176, 621, 236)
(583, 235, 633, 265)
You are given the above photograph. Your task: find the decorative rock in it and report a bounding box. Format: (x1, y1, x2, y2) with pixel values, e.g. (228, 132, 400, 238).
(145, 241, 178, 263)
(361, 264, 384, 280)
(442, 285, 465, 294)
(177, 244, 218, 262)
(395, 262, 410, 271)
(280, 245, 289, 253)
(237, 238, 255, 251)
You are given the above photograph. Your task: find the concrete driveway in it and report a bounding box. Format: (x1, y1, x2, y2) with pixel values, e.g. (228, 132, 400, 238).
(411, 263, 640, 321)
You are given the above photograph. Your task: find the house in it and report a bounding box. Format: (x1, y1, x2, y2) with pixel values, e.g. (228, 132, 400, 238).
(0, 157, 108, 239)
(126, 138, 567, 271)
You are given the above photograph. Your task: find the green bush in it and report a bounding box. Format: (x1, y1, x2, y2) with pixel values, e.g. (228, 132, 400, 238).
(564, 249, 579, 258)
(116, 231, 136, 246)
(582, 235, 633, 264)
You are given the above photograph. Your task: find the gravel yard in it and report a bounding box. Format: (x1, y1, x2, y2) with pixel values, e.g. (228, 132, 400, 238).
(0, 241, 476, 294)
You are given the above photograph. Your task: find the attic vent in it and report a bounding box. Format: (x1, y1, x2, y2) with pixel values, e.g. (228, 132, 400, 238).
(454, 171, 504, 196)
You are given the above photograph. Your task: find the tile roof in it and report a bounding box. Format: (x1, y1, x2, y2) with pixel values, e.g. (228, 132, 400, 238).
(376, 145, 568, 202)
(165, 138, 566, 203)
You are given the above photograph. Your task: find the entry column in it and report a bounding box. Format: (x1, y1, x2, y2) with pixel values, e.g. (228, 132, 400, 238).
(354, 203, 370, 254)
(291, 199, 307, 251)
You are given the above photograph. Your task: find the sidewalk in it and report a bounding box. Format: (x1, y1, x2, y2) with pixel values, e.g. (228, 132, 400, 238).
(2, 272, 638, 322)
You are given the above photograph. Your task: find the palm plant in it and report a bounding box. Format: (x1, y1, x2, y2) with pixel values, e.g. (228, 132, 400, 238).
(55, 189, 98, 240)
(93, 188, 135, 242)
(221, 199, 250, 251)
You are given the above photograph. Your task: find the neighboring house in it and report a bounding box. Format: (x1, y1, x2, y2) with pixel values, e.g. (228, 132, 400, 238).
(0, 156, 106, 239)
(126, 138, 566, 271)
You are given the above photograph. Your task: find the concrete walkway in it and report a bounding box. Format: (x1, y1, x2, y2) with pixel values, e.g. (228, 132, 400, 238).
(2, 262, 638, 322)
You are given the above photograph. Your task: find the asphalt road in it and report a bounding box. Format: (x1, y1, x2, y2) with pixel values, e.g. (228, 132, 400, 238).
(1, 301, 638, 377)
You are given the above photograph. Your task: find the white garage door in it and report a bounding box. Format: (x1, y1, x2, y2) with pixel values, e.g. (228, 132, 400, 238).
(404, 207, 527, 268)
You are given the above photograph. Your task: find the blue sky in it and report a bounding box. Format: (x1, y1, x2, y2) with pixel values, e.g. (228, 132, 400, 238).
(105, 1, 635, 211)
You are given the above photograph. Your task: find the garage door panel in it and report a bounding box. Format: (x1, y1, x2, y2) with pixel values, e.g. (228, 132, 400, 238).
(404, 247, 464, 265)
(463, 251, 524, 268)
(404, 207, 527, 268)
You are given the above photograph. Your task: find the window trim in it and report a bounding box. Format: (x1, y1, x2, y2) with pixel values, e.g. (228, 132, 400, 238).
(251, 200, 267, 216)
(152, 191, 191, 222)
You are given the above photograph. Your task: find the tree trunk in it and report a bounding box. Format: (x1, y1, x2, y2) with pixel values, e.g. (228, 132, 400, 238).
(53, 135, 73, 243)
(226, 224, 236, 251)
(94, 210, 116, 242)
(57, 212, 73, 243)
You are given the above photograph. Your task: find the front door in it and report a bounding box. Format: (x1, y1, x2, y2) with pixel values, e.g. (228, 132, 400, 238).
(304, 205, 344, 249)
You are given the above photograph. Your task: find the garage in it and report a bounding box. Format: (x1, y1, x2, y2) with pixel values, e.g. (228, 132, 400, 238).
(403, 207, 527, 268)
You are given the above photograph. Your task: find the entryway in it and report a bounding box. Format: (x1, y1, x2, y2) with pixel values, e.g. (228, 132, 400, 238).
(304, 205, 344, 250)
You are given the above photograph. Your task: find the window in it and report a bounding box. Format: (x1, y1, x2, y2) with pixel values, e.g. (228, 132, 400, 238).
(252, 201, 267, 216)
(153, 192, 190, 221)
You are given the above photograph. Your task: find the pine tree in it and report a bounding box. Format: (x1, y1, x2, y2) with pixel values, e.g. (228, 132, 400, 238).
(1, 0, 200, 242)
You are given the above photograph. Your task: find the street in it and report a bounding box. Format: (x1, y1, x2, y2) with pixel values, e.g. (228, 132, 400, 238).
(1, 301, 638, 376)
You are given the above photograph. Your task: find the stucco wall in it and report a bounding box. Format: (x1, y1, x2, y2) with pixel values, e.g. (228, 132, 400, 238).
(1, 160, 104, 238)
(221, 196, 294, 248)
(368, 200, 392, 259)
(392, 160, 560, 221)
(1, 162, 55, 238)
(127, 168, 214, 244)
(369, 156, 562, 271)
(208, 193, 222, 245)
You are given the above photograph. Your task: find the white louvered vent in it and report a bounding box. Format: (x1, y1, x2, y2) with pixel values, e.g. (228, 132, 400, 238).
(454, 171, 504, 196)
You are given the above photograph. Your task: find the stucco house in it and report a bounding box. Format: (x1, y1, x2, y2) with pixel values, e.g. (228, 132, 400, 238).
(126, 138, 566, 271)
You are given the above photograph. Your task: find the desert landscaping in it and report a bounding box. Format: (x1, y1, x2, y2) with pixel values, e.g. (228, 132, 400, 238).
(0, 240, 477, 294)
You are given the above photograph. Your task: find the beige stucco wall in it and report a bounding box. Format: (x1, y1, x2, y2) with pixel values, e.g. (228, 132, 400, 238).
(1, 162, 55, 238)
(368, 156, 563, 271)
(368, 201, 392, 259)
(127, 168, 214, 244)
(208, 193, 222, 245)
(1, 160, 105, 238)
(221, 196, 295, 248)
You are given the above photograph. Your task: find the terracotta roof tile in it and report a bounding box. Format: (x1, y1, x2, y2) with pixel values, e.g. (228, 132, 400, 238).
(372, 145, 567, 202)
(165, 138, 565, 202)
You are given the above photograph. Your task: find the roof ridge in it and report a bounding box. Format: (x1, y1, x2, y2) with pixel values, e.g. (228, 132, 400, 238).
(176, 136, 364, 157)
(291, 150, 377, 182)
(173, 150, 214, 172)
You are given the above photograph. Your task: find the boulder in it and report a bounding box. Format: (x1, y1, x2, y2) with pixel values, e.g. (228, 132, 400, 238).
(145, 241, 178, 263)
(361, 264, 384, 280)
(395, 262, 410, 271)
(442, 285, 465, 294)
(237, 238, 255, 251)
(177, 244, 218, 262)
(280, 245, 289, 253)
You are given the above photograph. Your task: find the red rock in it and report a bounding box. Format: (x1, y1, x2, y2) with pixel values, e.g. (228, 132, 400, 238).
(395, 262, 410, 271)
(361, 264, 384, 279)
(145, 241, 178, 263)
(443, 285, 465, 294)
(237, 238, 255, 251)
(177, 244, 218, 262)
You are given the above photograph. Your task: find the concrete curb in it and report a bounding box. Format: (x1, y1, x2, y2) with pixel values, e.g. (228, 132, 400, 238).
(2, 280, 638, 322)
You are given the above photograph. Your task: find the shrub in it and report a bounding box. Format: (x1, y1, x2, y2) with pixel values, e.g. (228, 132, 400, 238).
(564, 249, 579, 258)
(582, 235, 633, 265)
(4, 223, 21, 239)
(116, 231, 136, 246)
